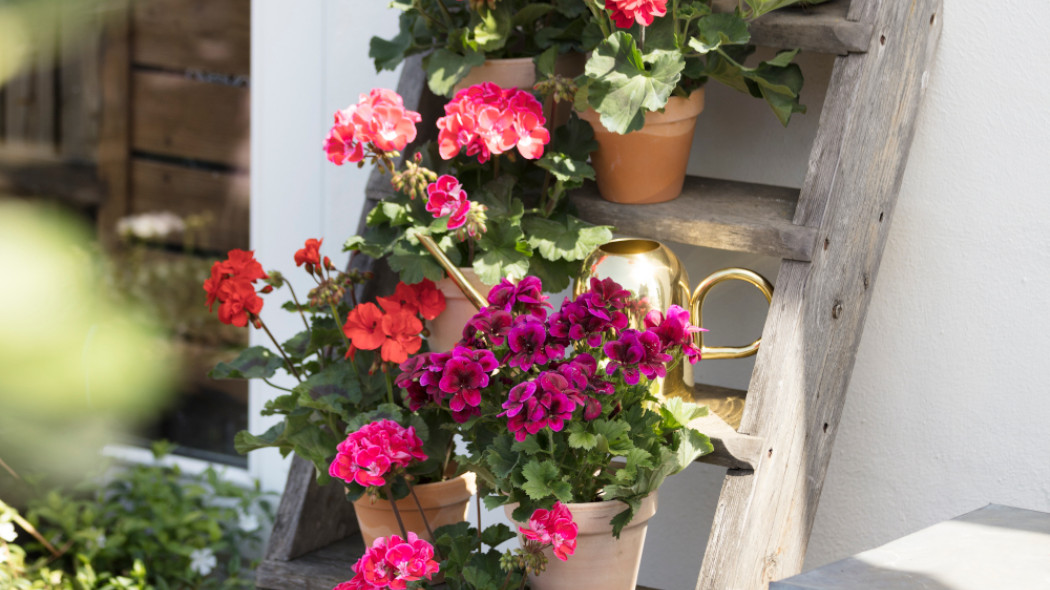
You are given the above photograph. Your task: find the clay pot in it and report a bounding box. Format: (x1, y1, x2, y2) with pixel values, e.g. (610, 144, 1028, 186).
(505, 493, 659, 590)
(352, 472, 477, 547)
(427, 268, 492, 353)
(580, 89, 706, 204)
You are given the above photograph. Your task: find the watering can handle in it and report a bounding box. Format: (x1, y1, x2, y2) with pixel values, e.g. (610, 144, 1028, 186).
(690, 268, 774, 360)
(416, 233, 488, 311)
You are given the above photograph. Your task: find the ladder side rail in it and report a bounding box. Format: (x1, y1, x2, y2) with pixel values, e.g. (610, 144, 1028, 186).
(697, 0, 944, 587)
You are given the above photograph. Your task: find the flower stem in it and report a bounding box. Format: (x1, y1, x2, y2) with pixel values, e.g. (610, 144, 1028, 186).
(384, 482, 409, 539)
(257, 317, 302, 382)
(285, 283, 311, 332)
(408, 484, 439, 550)
(385, 371, 395, 406)
(262, 378, 295, 393)
(476, 494, 483, 542)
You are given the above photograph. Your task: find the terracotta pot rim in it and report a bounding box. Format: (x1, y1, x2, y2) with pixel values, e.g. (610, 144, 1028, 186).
(506, 492, 658, 535)
(352, 472, 478, 509)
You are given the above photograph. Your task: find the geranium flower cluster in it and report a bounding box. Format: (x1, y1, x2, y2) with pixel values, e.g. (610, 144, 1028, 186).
(436, 82, 550, 164)
(334, 532, 440, 590)
(325, 88, 422, 165)
(605, 0, 667, 28)
(397, 275, 702, 441)
(202, 249, 268, 327)
(520, 502, 578, 562)
(329, 420, 428, 489)
(424, 174, 487, 240)
(343, 280, 446, 364)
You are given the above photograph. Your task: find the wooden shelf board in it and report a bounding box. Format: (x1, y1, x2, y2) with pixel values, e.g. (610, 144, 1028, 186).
(713, 0, 873, 55)
(0, 146, 102, 209)
(257, 536, 363, 590)
(571, 176, 818, 261)
(690, 383, 764, 471)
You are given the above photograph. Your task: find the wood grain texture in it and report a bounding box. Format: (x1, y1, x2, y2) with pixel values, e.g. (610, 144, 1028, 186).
(697, 0, 944, 587)
(2, 2, 57, 149)
(129, 159, 249, 251)
(59, 0, 104, 162)
(711, 0, 872, 55)
(570, 177, 817, 261)
(132, 0, 250, 77)
(96, 0, 132, 244)
(264, 455, 361, 562)
(257, 536, 362, 590)
(131, 70, 250, 168)
(689, 387, 766, 471)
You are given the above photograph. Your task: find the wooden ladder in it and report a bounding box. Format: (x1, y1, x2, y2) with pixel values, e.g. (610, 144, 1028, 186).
(255, 0, 943, 588)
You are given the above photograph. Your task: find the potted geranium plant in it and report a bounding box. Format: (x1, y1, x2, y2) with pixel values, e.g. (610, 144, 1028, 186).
(576, 0, 831, 203)
(201, 239, 474, 541)
(395, 274, 715, 589)
(327, 86, 612, 351)
(369, 0, 599, 97)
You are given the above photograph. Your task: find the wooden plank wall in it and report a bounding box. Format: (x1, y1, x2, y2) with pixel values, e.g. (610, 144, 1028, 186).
(100, 0, 251, 252)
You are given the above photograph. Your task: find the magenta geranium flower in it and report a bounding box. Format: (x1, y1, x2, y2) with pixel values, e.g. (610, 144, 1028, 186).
(603, 329, 673, 385)
(425, 175, 472, 230)
(500, 372, 577, 441)
(520, 501, 578, 562)
(328, 420, 427, 489)
(461, 307, 514, 348)
(644, 304, 705, 363)
(438, 346, 498, 419)
(337, 532, 440, 590)
(487, 276, 551, 319)
(506, 316, 562, 371)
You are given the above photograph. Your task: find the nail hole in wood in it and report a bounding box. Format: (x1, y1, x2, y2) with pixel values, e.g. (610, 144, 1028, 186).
(930, 13, 936, 26)
(880, 34, 886, 46)
(863, 274, 870, 290)
(823, 422, 829, 433)
(879, 211, 884, 222)
(823, 237, 830, 251)
(832, 301, 843, 319)
(768, 448, 774, 458)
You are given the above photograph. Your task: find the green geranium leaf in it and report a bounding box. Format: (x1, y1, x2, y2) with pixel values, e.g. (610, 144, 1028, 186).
(567, 426, 597, 450)
(473, 175, 522, 220)
(585, 31, 685, 134)
(479, 523, 515, 548)
(675, 428, 714, 471)
(425, 48, 486, 97)
(473, 5, 513, 52)
(536, 153, 595, 183)
(608, 498, 640, 538)
(234, 423, 285, 454)
(473, 220, 532, 284)
(485, 435, 521, 481)
(388, 236, 460, 284)
(293, 361, 364, 407)
(689, 13, 751, 54)
(524, 215, 612, 262)
(535, 46, 558, 79)
(525, 255, 578, 293)
(483, 494, 511, 511)
(210, 346, 285, 380)
(520, 460, 571, 502)
(552, 113, 599, 158)
(367, 201, 413, 227)
(369, 28, 412, 72)
(513, 3, 555, 27)
(658, 397, 709, 430)
(282, 331, 312, 361)
(342, 234, 365, 252)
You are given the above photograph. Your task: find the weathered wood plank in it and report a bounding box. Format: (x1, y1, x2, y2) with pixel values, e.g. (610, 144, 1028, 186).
(96, 0, 132, 245)
(59, 0, 104, 162)
(0, 145, 102, 207)
(131, 70, 250, 169)
(132, 0, 250, 77)
(571, 177, 817, 261)
(689, 386, 765, 471)
(3, 1, 58, 150)
(129, 158, 249, 252)
(697, 0, 943, 588)
(711, 0, 872, 55)
(257, 536, 361, 590)
(264, 455, 361, 563)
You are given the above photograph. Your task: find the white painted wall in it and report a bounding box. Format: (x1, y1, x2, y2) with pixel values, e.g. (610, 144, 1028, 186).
(252, 0, 1050, 586)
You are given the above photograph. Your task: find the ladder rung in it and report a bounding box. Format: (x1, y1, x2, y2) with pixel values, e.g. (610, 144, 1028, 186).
(571, 176, 818, 261)
(713, 0, 873, 55)
(689, 383, 764, 471)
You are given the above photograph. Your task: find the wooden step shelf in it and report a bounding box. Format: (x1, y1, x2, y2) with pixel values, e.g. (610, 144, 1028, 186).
(570, 176, 818, 261)
(713, 0, 873, 55)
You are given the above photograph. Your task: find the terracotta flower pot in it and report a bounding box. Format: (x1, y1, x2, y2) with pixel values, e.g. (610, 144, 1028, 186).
(428, 268, 492, 353)
(580, 89, 706, 204)
(352, 472, 477, 547)
(505, 493, 659, 590)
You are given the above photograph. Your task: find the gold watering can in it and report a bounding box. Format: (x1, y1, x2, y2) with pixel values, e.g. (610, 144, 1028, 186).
(416, 233, 773, 423)
(575, 239, 773, 416)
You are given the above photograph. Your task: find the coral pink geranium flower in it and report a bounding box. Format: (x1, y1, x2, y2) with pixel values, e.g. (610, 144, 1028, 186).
(338, 533, 440, 590)
(436, 83, 550, 164)
(325, 88, 421, 165)
(520, 502, 578, 562)
(605, 0, 667, 28)
(328, 420, 427, 489)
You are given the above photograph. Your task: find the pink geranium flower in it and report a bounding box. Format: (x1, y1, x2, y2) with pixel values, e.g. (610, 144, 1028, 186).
(644, 304, 705, 363)
(336, 533, 440, 589)
(324, 89, 421, 165)
(520, 502, 578, 562)
(425, 175, 472, 230)
(328, 420, 427, 489)
(605, 0, 667, 28)
(436, 83, 550, 164)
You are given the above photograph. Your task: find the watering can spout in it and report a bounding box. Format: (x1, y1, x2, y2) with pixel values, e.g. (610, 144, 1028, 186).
(414, 232, 488, 311)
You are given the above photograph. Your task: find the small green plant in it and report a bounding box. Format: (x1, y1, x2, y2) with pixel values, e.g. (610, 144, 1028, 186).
(0, 442, 273, 589)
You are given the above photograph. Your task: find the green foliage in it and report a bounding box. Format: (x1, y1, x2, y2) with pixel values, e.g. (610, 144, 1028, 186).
(432, 522, 525, 590)
(582, 0, 831, 130)
(0, 449, 273, 589)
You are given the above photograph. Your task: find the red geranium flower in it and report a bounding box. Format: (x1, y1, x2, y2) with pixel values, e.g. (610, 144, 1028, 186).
(203, 249, 268, 326)
(295, 238, 323, 267)
(411, 279, 446, 321)
(343, 302, 386, 351)
(216, 278, 264, 327)
(605, 0, 667, 27)
(377, 282, 421, 316)
(379, 311, 423, 364)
